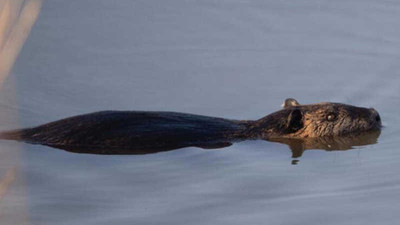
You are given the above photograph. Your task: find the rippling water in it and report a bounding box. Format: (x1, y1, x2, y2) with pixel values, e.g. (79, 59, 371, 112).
(0, 0, 399, 224)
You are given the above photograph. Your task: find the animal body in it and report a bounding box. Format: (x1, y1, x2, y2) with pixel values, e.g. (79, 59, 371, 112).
(0, 98, 381, 154)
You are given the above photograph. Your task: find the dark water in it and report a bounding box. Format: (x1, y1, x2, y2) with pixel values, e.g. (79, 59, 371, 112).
(0, 0, 400, 224)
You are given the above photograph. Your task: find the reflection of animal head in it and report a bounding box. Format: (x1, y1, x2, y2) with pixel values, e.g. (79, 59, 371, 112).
(269, 130, 381, 161)
(250, 98, 382, 139)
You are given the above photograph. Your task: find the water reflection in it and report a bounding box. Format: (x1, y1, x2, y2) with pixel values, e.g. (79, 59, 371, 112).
(0, 1, 42, 223)
(37, 130, 381, 164)
(269, 130, 381, 164)
(0, 168, 16, 202)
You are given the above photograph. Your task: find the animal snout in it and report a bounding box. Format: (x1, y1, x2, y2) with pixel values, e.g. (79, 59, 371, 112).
(369, 108, 381, 125)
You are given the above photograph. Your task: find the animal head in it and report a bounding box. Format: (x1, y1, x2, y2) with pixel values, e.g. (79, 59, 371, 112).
(256, 98, 382, 139)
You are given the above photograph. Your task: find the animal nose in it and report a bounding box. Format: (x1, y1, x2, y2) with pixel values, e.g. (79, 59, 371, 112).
(375, 114, 381, 123)
(369, 108, 381, 124)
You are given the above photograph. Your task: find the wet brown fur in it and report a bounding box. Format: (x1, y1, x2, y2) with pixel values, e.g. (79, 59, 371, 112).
(244, 101, 381, 140)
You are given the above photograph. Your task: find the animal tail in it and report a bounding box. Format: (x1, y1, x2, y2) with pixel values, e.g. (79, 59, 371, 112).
(0, 129, 25, 141)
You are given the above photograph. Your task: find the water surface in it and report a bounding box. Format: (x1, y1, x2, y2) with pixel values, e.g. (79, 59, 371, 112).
(0, 0, 399, 224)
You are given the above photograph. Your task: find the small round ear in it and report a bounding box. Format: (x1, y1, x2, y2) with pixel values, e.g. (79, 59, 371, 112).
(282, 98, 300, 108)
(285, 108, 304, 133)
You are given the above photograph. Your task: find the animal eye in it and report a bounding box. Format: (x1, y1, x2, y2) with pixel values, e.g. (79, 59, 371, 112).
(326, 113, 336, 121)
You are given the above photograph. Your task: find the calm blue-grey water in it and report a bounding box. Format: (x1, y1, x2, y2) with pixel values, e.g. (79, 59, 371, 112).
(0, 0, 400, 224)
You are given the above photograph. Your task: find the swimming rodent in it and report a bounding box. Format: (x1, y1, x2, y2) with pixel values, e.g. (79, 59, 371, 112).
(0, 98, 382, 154)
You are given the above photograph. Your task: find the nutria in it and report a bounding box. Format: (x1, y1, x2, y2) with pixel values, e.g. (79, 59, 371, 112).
(0, 98, 381, 155)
